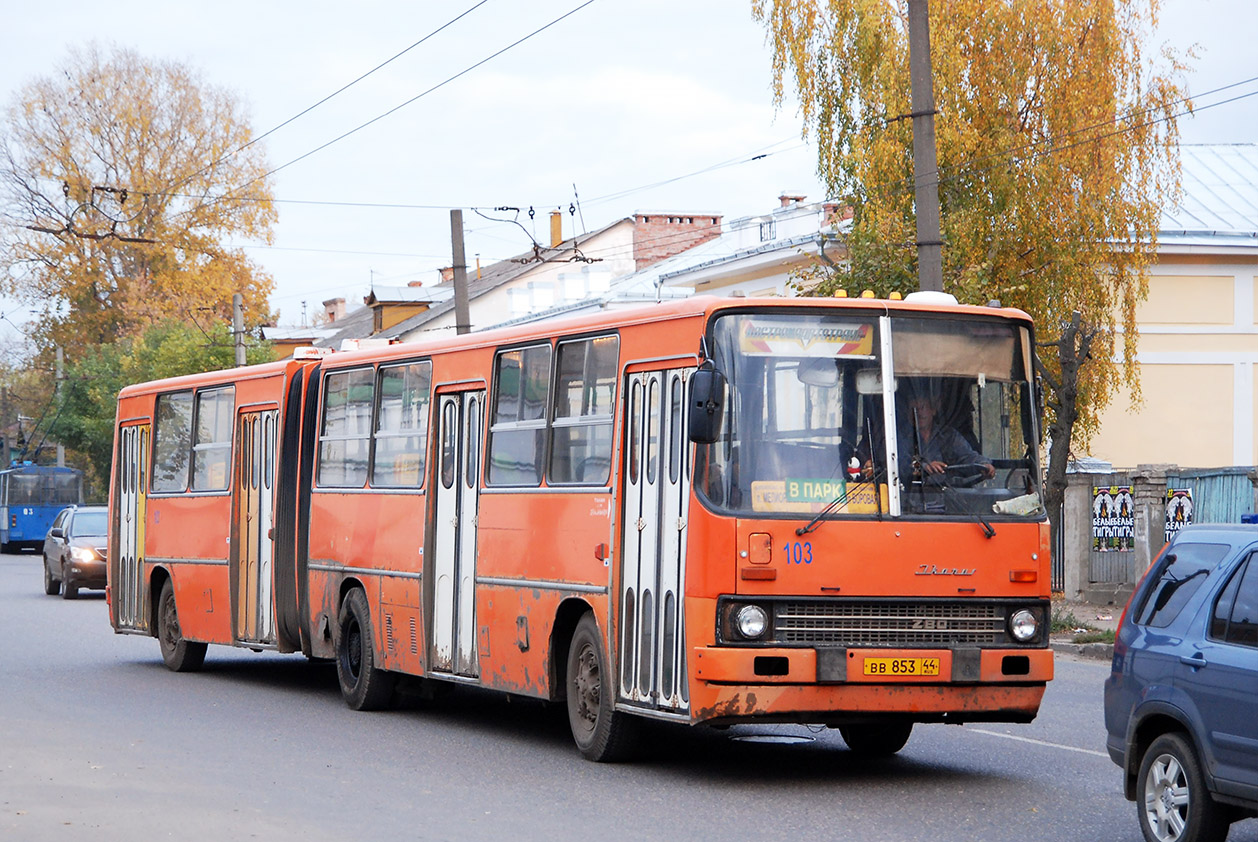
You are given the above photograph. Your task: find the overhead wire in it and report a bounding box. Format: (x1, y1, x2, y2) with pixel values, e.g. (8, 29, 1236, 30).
(217, 0, 599, 202)
(163, 1, 493, 200)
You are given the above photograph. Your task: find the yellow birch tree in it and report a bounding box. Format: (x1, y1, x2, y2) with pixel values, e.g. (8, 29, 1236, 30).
(753, 0, 1189, 532)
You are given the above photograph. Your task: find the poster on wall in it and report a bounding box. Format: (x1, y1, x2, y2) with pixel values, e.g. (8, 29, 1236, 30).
(1093, 486, 1135, 551)
(1165, 488, 1194, 544)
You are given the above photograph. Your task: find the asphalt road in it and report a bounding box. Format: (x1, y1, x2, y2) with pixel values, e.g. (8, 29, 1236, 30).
(4, 552, 1256, 842)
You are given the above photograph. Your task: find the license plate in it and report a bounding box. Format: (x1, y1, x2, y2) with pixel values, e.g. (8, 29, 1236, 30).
(863, 657, 941, 677)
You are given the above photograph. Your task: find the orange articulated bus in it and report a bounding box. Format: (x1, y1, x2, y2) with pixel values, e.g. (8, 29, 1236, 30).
(107, 293, 1053, 760)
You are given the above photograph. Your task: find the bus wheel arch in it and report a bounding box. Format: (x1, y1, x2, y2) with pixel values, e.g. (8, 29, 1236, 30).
(564, 610, 639, 762)
(155, 576, 207, 672)
(548, 598, 594, 702)
(335, 584, 396, 711)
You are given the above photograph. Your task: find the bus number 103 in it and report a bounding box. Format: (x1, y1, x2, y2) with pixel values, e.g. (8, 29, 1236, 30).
(783, 541, 812, 564)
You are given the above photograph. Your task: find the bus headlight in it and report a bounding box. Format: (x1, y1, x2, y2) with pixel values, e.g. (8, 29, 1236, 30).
(1009, 609, 1038, 642)
(734, 604, 770, 640)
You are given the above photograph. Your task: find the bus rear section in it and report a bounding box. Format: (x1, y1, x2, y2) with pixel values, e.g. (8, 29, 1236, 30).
(107, 359, 314, 665)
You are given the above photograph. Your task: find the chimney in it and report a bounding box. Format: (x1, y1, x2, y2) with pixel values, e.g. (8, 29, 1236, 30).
(322, 297, 346, 323)
(550, 210, 563, 248)
(632, 213, 723, 271)
(438, 266, 455, 284)
(779, 193, 807, 208)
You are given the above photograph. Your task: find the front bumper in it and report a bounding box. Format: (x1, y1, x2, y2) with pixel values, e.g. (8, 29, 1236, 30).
(689, 645, 1053, 726)
(65, 559, 107, 589)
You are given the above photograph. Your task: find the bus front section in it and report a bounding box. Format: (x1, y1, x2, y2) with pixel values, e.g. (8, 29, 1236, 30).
(687, 304, 1053, 744)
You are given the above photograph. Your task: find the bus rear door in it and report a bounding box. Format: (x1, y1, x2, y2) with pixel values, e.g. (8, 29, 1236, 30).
(431, 390, 485, 678)
(232, 409, 278, 645)
(114, 423, 149, 631)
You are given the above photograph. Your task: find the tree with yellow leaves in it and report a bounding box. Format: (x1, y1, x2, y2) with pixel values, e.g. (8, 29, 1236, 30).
(0, 44, 277, 352)
(753, 0, 1188, 540)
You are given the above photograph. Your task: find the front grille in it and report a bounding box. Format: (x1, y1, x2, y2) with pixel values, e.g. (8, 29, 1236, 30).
(774, 600, 1007, 647)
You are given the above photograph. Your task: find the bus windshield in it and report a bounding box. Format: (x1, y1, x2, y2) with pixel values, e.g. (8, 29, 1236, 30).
(695, 310, 1043, 520)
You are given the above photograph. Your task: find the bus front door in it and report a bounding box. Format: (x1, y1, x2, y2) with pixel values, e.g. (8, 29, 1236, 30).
(620, 368, 693, 713)
(115, 424, 149, 631)
(232, 409, 278, 646)
(431, 390, 484, 678)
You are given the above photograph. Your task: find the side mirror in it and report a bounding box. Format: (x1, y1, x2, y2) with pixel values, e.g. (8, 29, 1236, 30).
(688, 365, 727, 444)
(50, 528, 64, 539)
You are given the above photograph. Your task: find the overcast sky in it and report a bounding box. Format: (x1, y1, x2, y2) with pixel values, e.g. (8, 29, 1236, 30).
(2, 0, 1254, 336)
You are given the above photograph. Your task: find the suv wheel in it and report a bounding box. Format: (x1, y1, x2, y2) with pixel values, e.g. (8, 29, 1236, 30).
(1137, 733, 1228, 842)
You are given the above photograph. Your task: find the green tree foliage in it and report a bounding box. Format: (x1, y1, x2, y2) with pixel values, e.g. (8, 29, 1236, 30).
(57, 321, 272, 487)
(753, 0, 1189, 533)
(0, 44, 277, 352)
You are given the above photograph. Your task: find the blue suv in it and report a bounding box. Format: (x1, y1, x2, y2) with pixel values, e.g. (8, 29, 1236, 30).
(1104, 524, 1258, 842)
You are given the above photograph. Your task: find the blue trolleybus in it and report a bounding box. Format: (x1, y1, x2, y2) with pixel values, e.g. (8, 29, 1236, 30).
(0, 463, 83, 552)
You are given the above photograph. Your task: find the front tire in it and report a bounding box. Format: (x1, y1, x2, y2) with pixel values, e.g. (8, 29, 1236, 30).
(43, 557, 60, 595)
(157, 579, 207, 672)
(565, 613, 638, 762)
(838, 722, 913, 756)
(336, 588, 396, 711)
(1137, 733, 1228, 842)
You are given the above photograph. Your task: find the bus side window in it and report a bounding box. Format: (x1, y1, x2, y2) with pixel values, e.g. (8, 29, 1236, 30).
(549, 335, 617, 485)
(152, 391, 194, 493)
(487, 344, 551, 486)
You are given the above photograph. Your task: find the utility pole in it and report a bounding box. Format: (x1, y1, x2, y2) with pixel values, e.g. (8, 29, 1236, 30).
(1, 387, 9, 468)
(232, 293, 246, 367)
(450, 209, 472, 336)
(907, 0, 944, 293)
(55, 347, 64, 467)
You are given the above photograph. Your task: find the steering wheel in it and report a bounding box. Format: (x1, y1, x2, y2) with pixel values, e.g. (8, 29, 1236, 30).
(942, 463, 988, 488)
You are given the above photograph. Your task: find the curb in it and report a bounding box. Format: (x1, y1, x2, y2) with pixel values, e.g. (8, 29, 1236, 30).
(1050, 640, 1114, 661)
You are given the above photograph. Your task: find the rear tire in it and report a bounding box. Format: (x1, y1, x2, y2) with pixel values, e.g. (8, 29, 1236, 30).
(565, 613, 638, 762)
(157, 579, 207, 672)
(336, 588, 396, 711)
(838, 722, 913, 756)
(43, 558, 60, 595)
(1137, 732, 1228, 842)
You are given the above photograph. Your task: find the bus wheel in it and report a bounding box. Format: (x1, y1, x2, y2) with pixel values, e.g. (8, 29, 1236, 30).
(157, 579, 207, 672)
(565, 613, 637, 762)
(336, 588, 396, 711)
(838, 722, 912, 756)
(43, 558, 60, 595)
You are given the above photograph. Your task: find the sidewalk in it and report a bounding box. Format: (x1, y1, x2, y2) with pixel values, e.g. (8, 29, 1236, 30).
(1049, 596, 1123, 661)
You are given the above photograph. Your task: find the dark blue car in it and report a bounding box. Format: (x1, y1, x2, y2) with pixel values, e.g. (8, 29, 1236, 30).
(1104, 524, 1258, 842)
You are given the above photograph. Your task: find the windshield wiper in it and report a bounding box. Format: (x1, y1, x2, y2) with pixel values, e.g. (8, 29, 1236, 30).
(935, 480, 997, 539)
(796, 462, 886, 536)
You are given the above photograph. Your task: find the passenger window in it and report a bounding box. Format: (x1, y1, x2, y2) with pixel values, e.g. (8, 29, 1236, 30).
(152, 391, 194, 492)
(373, 361, 431, 488)
(487, 344, 551, 486)
(1134, 542, 1230, 628)
(317, 369, 374, 488)
(191, 387, 234, 491)
(549, 336, 618, 485)
(1212, 556, 1258, 648)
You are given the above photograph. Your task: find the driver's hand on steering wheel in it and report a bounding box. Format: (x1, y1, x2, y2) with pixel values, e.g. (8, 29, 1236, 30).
(981, 462, 996, 479)
(920, 459, 946, 475)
